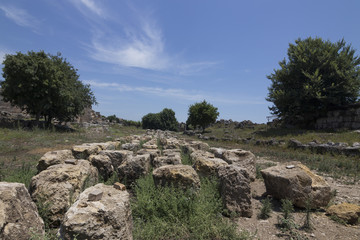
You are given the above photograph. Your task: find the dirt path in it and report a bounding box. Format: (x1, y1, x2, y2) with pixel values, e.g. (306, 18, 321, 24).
(237, 158, 360, 240)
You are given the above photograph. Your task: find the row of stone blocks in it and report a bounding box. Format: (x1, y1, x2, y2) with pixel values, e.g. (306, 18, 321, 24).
(0, 130, 334, 239)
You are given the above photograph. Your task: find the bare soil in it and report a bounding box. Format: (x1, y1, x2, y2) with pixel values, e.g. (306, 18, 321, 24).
(237, 158, 360, 240)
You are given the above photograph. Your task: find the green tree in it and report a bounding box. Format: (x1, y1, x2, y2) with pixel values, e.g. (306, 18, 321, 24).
(1, 51, 96, 125)
(267, 37, 360, 126)
(142, 108, 178, 131)
(186, 100, 219, 132)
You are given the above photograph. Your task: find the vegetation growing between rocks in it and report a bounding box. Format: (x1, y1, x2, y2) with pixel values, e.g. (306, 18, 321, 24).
(131, 174, 250, 240)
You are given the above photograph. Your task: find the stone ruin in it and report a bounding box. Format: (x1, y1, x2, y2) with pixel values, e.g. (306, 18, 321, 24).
(0, 130, 334, 239)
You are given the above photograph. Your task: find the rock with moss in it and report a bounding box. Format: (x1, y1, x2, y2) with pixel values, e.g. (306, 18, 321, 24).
(0, 182, 45, 240)
(327, 203, 360, 225)
(261, 162, 332, 208)
(152, 165, 200, 191)
(59, 183, 133, 240)
(29, 160, 98, 227)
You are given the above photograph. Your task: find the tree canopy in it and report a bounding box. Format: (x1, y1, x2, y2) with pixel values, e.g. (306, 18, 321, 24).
(142, 108, 178, 131)
(186, 100, 219, 132)
(1, 50, 96, 124)
(266, 37, 360, 126)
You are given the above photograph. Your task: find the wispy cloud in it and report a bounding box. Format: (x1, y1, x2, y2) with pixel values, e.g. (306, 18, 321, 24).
(84, 80, 267, 105)
(0, 5, 40, 32)
(69, 0, 106, 18)
(89, 20, 169, 70)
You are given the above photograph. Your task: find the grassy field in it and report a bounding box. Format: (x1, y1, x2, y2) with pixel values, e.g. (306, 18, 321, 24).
(0, 124, 145, 187)
(187, 124, 360, 183)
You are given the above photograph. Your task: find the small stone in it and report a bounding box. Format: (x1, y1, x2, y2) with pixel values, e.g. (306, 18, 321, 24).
(113, 182, 126, 191)
(65, 159, 78, 165)
(286, 165, 295, 169)
(88, 189, 103, 201)
(310, 233, 315, 238)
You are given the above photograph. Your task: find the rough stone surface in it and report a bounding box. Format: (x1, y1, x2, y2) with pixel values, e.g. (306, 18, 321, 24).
(121, 142, 140, 151)
(117, 154, 151, 187)
(59, 184, 133, 240)
(37, 149, 74, 172)
(29, 160, 98, 227)
(89, 154, 114, 181)
(99, 150, 133, 169)
(72, 143, 102, 159)
(261, 162, 332, 208)
(221, 149, 256, 181)
(327, 203, 360, 224)
(192, 155, 228, 177)
(152, 165, 200, 190)
(151, 149, 181, 168)
(217, 165, 252, 217)
(0, 182, 45, 240)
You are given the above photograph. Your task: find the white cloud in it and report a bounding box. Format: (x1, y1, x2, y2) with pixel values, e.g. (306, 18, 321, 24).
(84, 80, 267, 105)
(89, 20, 169, 70)
(0, 5, 40, 32)
(70, 0, 105, 18)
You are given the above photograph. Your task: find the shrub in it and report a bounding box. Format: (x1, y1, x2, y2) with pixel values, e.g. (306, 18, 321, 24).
(131, 174, 249, 239)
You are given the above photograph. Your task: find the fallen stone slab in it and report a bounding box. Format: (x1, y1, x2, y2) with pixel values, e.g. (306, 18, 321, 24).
(327, 203, 360, 225)
(37, 149, 74, 172)
(59, 183, 133, 240)
(261, 162, 332, 208)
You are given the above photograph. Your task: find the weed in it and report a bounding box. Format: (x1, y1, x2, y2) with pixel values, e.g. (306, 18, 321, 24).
(258, 196, 272, 219)
(302, 197, 314, 232)
(330, 214, 348, 225)
(2, 161, 37, 188)
(180, 147, 192, 166)
(278, 199, 296, 231)
(131, 174, 249, 239)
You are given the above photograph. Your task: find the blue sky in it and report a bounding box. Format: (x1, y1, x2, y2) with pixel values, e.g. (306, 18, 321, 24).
(1, 0, 360, 123)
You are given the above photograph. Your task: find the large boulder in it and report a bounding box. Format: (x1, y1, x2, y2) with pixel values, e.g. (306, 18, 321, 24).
(327, 203, 360, 225)
(59, 184, 133, 240)
(36, 149, 74, 172)
(117, 154, 151, 187)
(89, 154, 114, 181)
(152, 165, 200, 191)
(29, 160, 98, 227)
(0, 182, 44, 240)
(217, 165, 252, 217)
(261, 162, 332, 208)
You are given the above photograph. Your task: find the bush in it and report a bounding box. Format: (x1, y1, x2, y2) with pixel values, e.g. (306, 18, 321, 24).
(131, 174, 249, 240)
(142, 108, 178, 131)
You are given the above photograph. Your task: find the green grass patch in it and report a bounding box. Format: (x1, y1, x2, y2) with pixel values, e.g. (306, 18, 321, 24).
(131, 174, 250, 240)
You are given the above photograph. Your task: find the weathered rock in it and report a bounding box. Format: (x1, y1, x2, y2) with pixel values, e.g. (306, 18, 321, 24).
(37, 149, 74, 172)
(152, 155, 182, 169)
(99, 150, 133, 169)
(29, 160, 98, 227)
(59, 184, 133, 240)
(163, 137, 181, 149)
(121, 142, 140, 151)
(217, 165, 252, 217)
(192, 156, 228, 177)
(72, 143, 102, 159)
(152, 165, 200, 191)
(0, 182, 44, 240)
(190, 150, 215, 163)
(188, 141, 210, 151)
(221, 149, 256, 181)
(261, 162, 332, 208)
(89, 154, 114, 181)
(117, 154, 151, 187)
(209, 147, 226, 159)
(327, 203, 360, 225)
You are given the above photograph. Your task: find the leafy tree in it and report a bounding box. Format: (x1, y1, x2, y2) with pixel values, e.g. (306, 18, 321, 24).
(1, 50, 96, 125)
(186, 100, 219, 132)
(267, 37, 360, 126)
(106, 114, 119, 123)
(142, 108, 178, 131)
